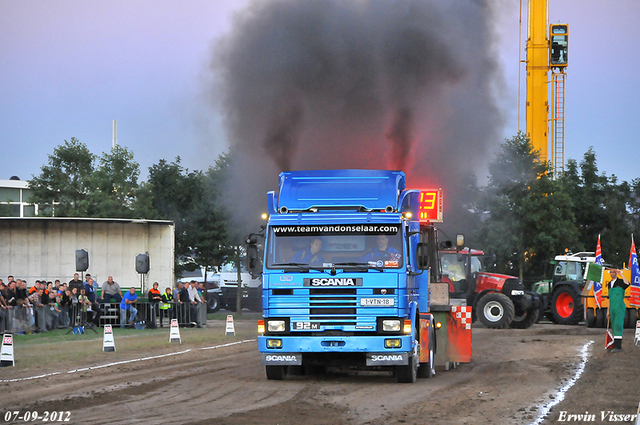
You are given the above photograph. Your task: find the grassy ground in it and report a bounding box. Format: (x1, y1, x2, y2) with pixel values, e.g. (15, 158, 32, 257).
(6, 313, 262, 371)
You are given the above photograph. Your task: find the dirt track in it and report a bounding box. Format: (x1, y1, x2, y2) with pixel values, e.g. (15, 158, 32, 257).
(3, 321, 639, 425)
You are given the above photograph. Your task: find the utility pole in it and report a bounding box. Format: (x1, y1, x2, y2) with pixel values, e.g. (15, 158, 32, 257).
(112, 120, 118, 148)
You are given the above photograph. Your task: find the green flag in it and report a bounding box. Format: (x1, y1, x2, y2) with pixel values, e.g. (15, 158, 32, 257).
(584, 262, 604, 283)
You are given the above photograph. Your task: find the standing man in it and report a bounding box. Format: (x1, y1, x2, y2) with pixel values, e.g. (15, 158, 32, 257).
(69, 273, 83, 292)
(187, 281, 205, 326)
(120, 287, 138, 328)
(147, 282, 162, 328)
(99, 276, 123, 303)
(607, 268, 630, 353)
(83, 277, 101, 326)
(179, 282, 192, 325)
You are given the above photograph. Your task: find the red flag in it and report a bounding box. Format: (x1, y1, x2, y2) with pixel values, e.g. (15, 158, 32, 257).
(605, 329, 614, 350)
(594, 235, 604, 308)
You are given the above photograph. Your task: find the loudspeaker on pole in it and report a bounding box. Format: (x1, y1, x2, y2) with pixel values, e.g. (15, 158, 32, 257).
(75, 249, 89, 272)
(136, 254, 150, 274)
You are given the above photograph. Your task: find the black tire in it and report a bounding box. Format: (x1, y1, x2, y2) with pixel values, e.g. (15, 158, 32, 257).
(287, 365, 305, 376)
(265, 365, 286, 380)
(417, 325, 436, 379)
(545, 311, 557, 323)
(586, 308, 596, 328)
(625, 308, 637, 328)
(303, 364, 326, 375)
(476, 292, 515, 329)
(510, 306, 539, 329)
(536, 298, 545, 324)
(207, 294, 221, 313)
(550, 286, 583, 325)
(595, 307, 606, 328)
(396, 347, 418, 383)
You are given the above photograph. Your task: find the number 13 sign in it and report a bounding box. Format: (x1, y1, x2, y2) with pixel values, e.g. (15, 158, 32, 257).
(418, 188, 443, 223)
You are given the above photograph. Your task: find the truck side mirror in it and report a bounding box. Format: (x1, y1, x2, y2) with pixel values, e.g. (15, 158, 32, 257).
(416, 242, 429, 270)
(245, 233, 261, 278)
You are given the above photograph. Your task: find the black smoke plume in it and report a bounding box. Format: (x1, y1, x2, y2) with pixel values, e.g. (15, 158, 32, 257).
(212, 0, 506, 232)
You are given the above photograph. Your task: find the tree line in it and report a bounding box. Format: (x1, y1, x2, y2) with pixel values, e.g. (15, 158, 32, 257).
(27, 135, 640, 286)
(460, 133, 640, 285)
(28, 138, 238, 276)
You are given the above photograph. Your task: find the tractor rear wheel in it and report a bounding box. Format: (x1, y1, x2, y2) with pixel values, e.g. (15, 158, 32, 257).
(477, 292, 515, 329)
(551, 286, 583, 325)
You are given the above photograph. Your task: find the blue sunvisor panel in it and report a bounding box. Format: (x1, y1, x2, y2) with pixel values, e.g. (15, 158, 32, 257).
(277, 170, 406, 212)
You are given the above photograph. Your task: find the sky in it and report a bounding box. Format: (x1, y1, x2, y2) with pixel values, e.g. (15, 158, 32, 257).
(1, 0, 639, 185)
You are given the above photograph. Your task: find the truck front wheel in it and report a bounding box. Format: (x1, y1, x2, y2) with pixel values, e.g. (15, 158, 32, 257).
(396, 343, 419, 383)
(265, 365, 286, 380)
(477, 292, 515, 329)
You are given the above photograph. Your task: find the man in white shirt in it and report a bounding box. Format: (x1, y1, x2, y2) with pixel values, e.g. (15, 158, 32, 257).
(186, 281, 204, 326)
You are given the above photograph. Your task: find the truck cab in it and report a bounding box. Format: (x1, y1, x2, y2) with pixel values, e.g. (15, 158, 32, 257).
(254, 170, 471, 383)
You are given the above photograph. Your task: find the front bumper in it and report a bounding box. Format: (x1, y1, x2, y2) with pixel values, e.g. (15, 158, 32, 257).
(259, 334, 413, 365)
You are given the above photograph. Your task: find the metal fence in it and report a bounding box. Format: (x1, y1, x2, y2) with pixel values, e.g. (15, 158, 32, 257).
(0, 302, 207, 334)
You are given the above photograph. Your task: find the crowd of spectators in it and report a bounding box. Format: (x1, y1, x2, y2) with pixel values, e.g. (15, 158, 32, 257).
(0, 275, 208, 334)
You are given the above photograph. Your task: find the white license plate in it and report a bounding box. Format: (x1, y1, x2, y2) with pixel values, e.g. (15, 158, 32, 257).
(360, 298, 394, 306)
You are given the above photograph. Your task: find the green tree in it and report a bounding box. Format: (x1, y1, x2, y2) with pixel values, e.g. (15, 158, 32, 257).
(477, 133, 578, 282)
(188, 152, 235, 275)
(86, 145, 142, 218)
(29, 138, 95, 216)
(144, 157, 204, 273)
(559, 149, 632, 266)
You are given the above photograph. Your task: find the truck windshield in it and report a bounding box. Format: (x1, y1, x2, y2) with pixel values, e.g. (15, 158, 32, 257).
(265, 224, 403, 269)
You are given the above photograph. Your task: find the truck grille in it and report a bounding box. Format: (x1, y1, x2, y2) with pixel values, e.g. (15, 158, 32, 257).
(269, 287, 395, 329)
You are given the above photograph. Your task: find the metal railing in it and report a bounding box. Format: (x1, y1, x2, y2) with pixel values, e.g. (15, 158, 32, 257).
(0, 302, 207, 333)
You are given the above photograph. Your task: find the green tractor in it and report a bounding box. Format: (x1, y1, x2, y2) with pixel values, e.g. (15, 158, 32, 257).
(532, 252, 596, 325)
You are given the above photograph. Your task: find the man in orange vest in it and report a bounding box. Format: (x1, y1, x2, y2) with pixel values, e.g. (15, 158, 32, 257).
(147, 282, 163, 328)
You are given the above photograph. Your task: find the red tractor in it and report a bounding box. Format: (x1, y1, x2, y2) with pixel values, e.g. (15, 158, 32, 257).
(440, 247, 541, 329)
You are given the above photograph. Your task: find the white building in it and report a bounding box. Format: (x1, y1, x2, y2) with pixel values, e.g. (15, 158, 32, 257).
(0, 178, 37, 217)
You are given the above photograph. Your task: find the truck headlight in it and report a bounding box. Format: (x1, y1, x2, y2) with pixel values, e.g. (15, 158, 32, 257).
(382, 319, 401, 332)
(267, 320, 286, 332)
(511, 290, 525, 296)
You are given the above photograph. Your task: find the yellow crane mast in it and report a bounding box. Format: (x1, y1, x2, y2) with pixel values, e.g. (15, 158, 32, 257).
(525, 0, 568, 176)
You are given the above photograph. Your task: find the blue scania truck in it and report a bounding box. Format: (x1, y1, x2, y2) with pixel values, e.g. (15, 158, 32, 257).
(250, 170, 472, 383)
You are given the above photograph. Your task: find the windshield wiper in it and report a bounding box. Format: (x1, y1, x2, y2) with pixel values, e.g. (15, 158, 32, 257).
(332, 262, 384, 272)
(271, 262, 327, 272)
